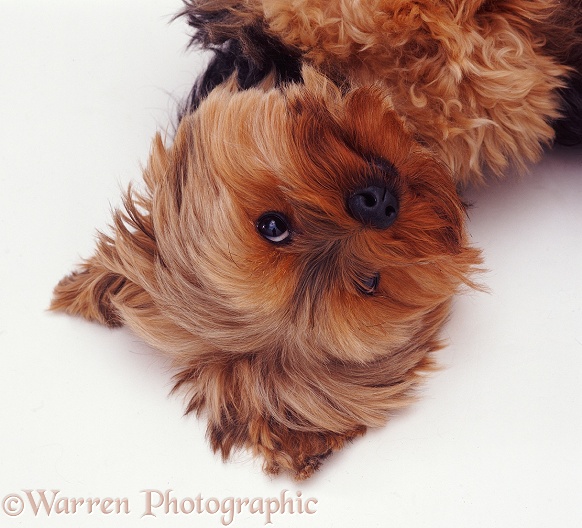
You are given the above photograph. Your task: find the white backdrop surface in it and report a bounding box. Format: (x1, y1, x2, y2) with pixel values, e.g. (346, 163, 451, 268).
(1, 2, 581, 527)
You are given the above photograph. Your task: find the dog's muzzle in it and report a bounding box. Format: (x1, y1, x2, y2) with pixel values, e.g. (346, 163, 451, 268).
(347, 184, 399, 229)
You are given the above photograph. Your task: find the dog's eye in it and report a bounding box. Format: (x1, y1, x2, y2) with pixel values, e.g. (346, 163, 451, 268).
(256, 212, 291, 243)
(356, 273, 380, 296)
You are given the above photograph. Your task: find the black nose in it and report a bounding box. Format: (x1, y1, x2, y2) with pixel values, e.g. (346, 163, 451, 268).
(348, 185, 399, 229)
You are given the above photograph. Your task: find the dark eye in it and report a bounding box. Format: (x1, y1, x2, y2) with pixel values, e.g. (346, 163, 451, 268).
(355, 272, 380, 296)
(256, 212, 291, 243)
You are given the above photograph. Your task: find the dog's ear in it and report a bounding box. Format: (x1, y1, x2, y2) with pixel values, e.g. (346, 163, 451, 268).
(177, 1, 302, 117)
(50, 136, 168, 328)
(50, 214, 157, 328)
(50, 253, 127, 327)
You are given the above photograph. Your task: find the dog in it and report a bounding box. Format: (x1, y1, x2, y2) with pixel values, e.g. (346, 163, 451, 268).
(51, 0, 581, 479)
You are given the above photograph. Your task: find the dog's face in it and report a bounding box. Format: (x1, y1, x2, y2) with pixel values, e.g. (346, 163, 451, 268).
(51, 68, 481, 477)
(135, 70, 480, 365)
(52, 0, 581, 477)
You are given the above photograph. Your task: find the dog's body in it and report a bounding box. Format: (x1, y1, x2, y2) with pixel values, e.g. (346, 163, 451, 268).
(181, 0, 582, 180)
(51, 0, 582, 479)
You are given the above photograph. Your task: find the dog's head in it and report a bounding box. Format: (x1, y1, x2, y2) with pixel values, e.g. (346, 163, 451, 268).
(52, 0, 581, 477)
(51, 67, 481, 477)
(122, 70, 480, 364)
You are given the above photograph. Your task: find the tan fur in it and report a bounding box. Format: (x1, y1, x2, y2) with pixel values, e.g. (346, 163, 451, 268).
(52, 71, 481, 478)
(187, 0, 569, 182)
(52, 0, 578, 478)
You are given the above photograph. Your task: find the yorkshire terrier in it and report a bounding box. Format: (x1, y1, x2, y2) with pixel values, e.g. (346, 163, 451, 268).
(51, 0, 581, 479)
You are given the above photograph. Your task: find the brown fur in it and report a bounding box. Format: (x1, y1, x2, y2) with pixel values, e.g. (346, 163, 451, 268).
(52, 0, 579, 478)
(52, 71, 481, 478)
(181, 0, 574, 182)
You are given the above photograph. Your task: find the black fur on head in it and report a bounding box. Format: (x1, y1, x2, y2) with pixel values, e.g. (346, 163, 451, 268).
(175, 0, 582, 144)
(537, 0, 582, 146)
(554, 77, 582, 146)
(176, 1, 303, 118)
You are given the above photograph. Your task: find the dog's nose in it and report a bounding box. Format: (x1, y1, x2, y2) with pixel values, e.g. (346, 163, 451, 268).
(347, 185, 399, 229)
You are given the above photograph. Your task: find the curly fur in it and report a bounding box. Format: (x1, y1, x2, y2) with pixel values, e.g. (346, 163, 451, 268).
(51, 0, 580, 478)
(180, 0, 580, 181)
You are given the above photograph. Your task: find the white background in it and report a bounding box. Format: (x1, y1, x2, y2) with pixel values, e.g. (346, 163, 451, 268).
(1, 1, 581, 526)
